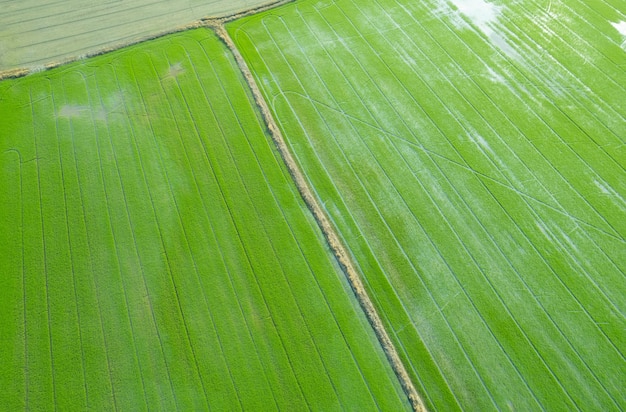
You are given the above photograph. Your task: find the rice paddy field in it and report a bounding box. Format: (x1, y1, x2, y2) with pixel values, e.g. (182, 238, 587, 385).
(0, 29, 410, 410)
(228, 0, 626, 410)
(1, 0, 625, 410)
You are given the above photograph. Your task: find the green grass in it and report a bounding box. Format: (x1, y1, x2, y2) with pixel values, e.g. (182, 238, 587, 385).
(0, 28, 411, 410)
(228, 0, 626, 409)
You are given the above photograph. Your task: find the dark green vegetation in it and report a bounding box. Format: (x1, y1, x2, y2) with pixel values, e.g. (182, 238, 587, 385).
(229, 0, 626, 409)
(0, 29, 410, 410)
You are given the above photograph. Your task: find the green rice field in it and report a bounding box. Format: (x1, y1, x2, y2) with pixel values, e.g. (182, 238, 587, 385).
(229, 0, 626, 409)
(0, 28, 411, 410)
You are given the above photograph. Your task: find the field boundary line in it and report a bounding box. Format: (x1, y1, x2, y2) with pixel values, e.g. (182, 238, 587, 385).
(0, 0, 293, 82)
(208, 21, 427, 412)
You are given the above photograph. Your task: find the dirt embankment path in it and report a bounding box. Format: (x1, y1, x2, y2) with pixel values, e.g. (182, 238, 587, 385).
(208, 20, 427, 412)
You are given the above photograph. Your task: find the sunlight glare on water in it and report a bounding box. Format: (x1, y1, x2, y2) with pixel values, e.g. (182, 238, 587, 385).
(612, 21, 626, 36)
(435, 0, 519, 58)
(448, 0, 499, 35)
(612, 21, 626, 50)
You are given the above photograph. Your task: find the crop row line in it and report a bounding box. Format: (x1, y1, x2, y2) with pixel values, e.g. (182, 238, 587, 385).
(1, 22, 416, 411)
(4, 146, 30, 410)
(128, 36, 357, 409)
(247, 10, 523, 405)
(381, 0, 626, 367)
(189, 42, 347, 410)
(534, 0, 626, 72)
(294, 90, 622, 245)
(358, 0, 626, 301)
(93, 68, 157, 410)
(49, 78, 90, 407)
(167, 41, 290, 410)
(137, 39, 321, 408)
(186, 40, 329, 410)
(216, 42, 390, 409)
(165, 39, 309, 409)
(383, 0, 626, 212)
(71, 73, 120, 410)
(203, 39, 391, 410)
(171, 45, 284, 410)
(47, 33, 342, 412)
(31, 86, 58, 412)
(115, 59, 199, 410)
(497, 2, 625, 167)
(128, 51, 214, 411)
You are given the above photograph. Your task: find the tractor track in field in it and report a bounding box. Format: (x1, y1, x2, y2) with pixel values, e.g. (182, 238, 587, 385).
(208, 20, 427, 412)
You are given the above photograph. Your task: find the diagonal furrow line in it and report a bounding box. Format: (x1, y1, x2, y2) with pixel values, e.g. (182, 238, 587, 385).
(495, 9, 626, 167)
(359, 0, 623, 394)
(390, 0, 626, 229)
(381, 1, 626, 321)
(274, 86, 444, 410)
(296, 4, 541, 399)
(252, 1, 620, 408)
(292, 90, 624, 245)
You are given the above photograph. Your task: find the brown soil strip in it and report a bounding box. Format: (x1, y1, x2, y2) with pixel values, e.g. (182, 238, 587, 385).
(208, 21, 428, 412)
(0, 68, 30, 81)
